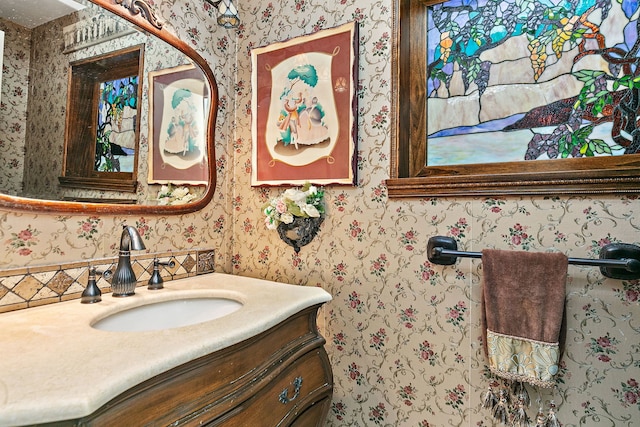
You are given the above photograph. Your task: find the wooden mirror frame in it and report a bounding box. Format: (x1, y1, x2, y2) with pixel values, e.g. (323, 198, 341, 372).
(387, 0, 640, 198)
(0, 0, 218, 213)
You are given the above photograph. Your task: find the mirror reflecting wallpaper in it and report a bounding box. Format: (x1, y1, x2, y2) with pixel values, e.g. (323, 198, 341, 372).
(0, 0, 210, 205)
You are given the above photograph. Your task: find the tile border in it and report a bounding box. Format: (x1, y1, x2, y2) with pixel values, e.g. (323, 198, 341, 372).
(0, 248, 215, 313)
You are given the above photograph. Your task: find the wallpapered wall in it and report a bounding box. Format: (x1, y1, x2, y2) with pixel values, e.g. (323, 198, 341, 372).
(0, 18, 30, 196)
(0, 1, 638, 426)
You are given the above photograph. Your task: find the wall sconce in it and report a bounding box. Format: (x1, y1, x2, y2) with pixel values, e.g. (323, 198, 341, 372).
(205, 0, 240, 29)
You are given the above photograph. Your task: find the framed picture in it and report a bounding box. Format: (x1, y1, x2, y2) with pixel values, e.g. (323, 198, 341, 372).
(148, 64, 209, 185)
(388, 0, 640, 197)
(251, 22, 358, 186)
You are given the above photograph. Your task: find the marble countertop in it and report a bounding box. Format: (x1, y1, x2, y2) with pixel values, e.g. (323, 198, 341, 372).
(0, 273, 331, 426)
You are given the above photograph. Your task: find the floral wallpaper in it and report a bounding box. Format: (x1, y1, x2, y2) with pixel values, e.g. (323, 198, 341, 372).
(0, 18, 30, 196)
(0, 1, 639, 426)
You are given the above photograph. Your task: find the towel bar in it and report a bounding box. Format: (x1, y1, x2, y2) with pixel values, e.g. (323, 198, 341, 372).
(427, 236, 640, 280)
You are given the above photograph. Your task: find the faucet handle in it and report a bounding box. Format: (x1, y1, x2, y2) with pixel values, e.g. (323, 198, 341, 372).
(148, 257, 176, 290)
(156, 257, 176, 268)
(88, 266, 109, 277)
(82, 266, 105, 304)
(89, 267, 112, 280)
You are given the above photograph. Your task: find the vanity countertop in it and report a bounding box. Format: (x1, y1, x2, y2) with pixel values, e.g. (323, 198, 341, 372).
(0, 273, 332, 426)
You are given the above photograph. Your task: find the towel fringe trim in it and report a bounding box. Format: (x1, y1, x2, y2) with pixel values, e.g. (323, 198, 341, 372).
(487, 329, 560, 388)
(488, 367, 557, 388)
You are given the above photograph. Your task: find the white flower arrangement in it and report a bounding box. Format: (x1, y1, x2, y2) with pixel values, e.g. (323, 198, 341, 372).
(156, 184, 198, 205)
(263, 182, 325, 230)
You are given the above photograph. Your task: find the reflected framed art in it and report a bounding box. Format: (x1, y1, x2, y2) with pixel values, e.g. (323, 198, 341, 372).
(148, 64, 209, 185)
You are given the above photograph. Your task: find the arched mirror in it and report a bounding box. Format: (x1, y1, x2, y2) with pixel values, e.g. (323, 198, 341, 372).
(0, 0, 217, 213)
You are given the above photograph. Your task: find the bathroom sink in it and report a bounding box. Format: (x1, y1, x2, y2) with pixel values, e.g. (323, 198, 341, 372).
(92, 297, 243, 332)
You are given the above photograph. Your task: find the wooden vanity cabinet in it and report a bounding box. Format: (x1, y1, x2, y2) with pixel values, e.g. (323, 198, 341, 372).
(41, 304, 332, 426)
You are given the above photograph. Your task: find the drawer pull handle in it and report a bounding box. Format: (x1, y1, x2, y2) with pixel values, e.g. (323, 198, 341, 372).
(279, 376, 303, 404)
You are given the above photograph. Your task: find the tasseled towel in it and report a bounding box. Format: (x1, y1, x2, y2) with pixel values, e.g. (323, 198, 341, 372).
(481, 249, 568, 388)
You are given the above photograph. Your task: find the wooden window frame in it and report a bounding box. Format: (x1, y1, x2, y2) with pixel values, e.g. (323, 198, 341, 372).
(60, 44, 144, 193)
(387, 0, 640, 198)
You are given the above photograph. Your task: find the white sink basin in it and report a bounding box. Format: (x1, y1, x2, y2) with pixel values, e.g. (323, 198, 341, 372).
(92, 298, 243, 332)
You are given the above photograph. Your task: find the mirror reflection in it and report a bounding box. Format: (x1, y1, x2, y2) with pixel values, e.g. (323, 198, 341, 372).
(95, 69, 139, 174)
(0, 0, 210, 206)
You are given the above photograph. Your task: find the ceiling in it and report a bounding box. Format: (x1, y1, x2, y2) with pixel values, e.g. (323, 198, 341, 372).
(0, 0, 85, 29)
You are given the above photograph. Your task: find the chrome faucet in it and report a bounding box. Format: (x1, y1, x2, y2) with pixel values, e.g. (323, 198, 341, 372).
(111, 225, 146, 297)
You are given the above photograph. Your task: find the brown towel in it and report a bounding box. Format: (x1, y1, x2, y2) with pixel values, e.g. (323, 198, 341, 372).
(481, 249, 567, 388)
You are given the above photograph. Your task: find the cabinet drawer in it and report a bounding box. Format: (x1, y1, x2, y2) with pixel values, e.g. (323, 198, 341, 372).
(44, 306, 332, 427)
(290, 397, 331, 427)
(210, 348, 332, 427)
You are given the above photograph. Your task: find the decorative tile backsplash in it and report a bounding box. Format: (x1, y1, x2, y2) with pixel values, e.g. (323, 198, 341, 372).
(0, 248, 215, 313)
(196, 249, 215, 274)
